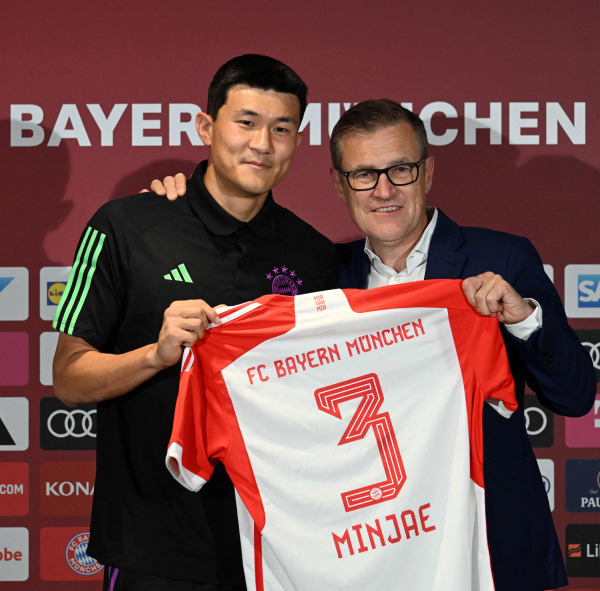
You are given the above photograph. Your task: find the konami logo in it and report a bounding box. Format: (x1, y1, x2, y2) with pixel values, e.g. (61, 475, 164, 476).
(40, 461, 95, 516)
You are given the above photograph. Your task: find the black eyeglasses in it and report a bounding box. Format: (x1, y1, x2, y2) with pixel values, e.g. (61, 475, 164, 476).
(336, 160, 425, 191)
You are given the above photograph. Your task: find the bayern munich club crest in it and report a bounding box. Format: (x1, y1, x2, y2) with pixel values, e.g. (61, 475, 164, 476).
(266, 265, 303, 296)
(65, 532, 104, 576)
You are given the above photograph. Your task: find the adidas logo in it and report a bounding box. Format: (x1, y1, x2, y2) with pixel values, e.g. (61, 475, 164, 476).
(164, 263, 193, 283)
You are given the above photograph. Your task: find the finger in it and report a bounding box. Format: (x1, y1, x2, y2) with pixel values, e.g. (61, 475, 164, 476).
(174, 173, 188, 196)
(162, 176, 179, 201)
(150, 179, 167, 196)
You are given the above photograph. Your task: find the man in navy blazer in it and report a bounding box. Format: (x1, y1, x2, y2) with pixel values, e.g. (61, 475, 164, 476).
(150, 98, 595, 590)
(332, 99, 596, 591)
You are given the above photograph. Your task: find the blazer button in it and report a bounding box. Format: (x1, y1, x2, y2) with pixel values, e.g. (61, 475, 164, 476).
(542, 348, 554, 364)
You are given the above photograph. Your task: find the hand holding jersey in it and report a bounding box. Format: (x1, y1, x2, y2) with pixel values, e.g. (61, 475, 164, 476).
(462, 271, 536, 324)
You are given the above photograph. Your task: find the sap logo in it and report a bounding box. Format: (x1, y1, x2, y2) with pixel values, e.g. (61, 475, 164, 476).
(45, 481, 94, 497)
(578, 275, 600, 308)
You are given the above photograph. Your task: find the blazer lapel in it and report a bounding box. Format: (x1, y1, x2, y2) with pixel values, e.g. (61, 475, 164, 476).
(425, 209, 469, 280)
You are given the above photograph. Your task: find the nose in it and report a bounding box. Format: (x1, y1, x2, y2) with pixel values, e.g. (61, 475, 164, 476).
(249, 127, 273, 153)
(371, 171, 395, 199)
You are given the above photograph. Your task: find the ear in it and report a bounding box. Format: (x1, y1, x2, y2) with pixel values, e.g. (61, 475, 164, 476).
(423, 156, 434, 194)
(330, 168, 347, 203)
(295, 130, 304, 148)
(196, 112, 213, 146)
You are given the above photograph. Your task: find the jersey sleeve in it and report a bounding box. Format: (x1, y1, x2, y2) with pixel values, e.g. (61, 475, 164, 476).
(447, 299, 518, 487)
(167, 346, 232, 492)
(52, 207, 125, 351)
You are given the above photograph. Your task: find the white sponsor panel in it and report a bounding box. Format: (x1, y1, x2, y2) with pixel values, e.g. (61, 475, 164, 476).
(543, 264, 554, 283)
(537, 459, 555, 511)
(40, 332, 59, 386)
(0, 268, 28, 321)
(0, 527, 28, 581)
(0, 398, 29, 451)
(565, 264, 600, 318)
(39, 267, 71, 321)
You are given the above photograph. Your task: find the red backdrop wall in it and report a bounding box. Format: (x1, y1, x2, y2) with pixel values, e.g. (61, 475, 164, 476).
(1, 1, 599, 589)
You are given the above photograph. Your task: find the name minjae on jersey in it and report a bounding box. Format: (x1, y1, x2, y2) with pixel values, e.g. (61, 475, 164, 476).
(247, 317, 426, 384)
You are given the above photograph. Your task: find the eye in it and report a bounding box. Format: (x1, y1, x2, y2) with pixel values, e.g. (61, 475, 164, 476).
(273, 126, 291, 134)
(238, 120, 254, 127)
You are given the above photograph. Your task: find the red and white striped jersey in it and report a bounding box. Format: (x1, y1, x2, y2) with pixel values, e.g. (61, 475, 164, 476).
(167, 280, 516, 591)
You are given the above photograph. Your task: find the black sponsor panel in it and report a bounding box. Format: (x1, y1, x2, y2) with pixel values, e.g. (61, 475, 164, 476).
(575, 329, 600, 381)
(566, 460, 600, 513)
(524, 394, 554, 447)
(40, 398, 96, 451)
(566, 524, 600, 577)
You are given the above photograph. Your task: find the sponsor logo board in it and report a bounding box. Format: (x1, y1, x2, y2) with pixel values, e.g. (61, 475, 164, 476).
(39, 267, 71, 321)
(0, 398, 29, 451)
(524, 394, 554, 447)
(566, 459, 600, 512)
(0, 463, 28, 516)
(0, 268, 28, 320)
(40, 461, 95, 516)
(565, 265, 600, 318)
(0, 527, 28, 581)
(40, 398, 96, 451)
(40, 527, 103, 581)
(565, 395, 600, 448)
(566, 524, 600, 577)
(0, 332, 28, 386)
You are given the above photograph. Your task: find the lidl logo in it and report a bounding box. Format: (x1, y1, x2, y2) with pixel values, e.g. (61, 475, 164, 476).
(40, 267, 71, 321)
(565, 265, 600, 318)
(566, 524, 600, 576)
(0, 268, 28, 321)
(47, 282, 66, 306)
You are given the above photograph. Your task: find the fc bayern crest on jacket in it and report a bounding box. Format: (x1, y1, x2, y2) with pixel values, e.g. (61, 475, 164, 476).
(265, 265, 303, 295)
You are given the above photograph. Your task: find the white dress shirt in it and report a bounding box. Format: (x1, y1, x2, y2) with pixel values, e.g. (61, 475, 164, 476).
(363, 207, 542, 340)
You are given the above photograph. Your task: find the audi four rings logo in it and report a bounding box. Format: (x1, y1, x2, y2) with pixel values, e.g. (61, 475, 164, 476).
(525, 406, 548, 436)
(47, 409, 96, 438)
(581, 341, 600, 370)
(40, 398, 96, 450)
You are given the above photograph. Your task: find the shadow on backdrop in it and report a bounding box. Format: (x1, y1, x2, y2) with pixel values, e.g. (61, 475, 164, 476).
(1, 119, 72, 267)
(427, 114, 600, 266)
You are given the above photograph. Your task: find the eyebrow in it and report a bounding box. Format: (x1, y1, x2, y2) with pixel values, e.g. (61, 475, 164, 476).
(235, 109, 298, 125)
(350, 158, 416, 170)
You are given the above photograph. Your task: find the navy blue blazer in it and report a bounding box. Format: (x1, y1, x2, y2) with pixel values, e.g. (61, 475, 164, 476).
(336, 209, 596, 591)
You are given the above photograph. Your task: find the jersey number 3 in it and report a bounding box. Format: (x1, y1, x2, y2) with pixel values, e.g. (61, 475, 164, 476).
(315, 373, 406, 512)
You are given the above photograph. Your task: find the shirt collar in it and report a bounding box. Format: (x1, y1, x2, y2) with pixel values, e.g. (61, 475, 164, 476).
(364, 207, 438, 278)
(187, 160, 278, 239)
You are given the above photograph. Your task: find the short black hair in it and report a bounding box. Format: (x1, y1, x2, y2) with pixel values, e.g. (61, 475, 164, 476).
(330, 99, 429, 169)
(207, 54, 308, 122)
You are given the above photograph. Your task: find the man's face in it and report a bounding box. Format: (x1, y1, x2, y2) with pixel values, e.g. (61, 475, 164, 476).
(332, 122, 434, 258)
(197, 85, 303, 210)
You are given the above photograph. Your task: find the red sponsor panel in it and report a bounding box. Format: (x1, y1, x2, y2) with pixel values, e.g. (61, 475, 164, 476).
(40, 461, 95, 516)
(0, 463, 28, 516)
(40, 528, 103, 581)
